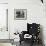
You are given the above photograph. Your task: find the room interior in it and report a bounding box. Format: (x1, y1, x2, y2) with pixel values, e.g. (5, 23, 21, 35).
(0, 0, 46, 46)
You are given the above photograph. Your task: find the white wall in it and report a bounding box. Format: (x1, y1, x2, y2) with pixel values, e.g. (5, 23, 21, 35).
(0, 0, 9, 39)
(8, 0, 46, 46)
(0, 0, 13, 46)
(8, 0, 44, 42)
(0, 4, 9, 39)
(0, 0, 8, 3)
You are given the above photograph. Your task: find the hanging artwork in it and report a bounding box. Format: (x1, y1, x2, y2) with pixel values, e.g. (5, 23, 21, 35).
(14, 9, 27, 20)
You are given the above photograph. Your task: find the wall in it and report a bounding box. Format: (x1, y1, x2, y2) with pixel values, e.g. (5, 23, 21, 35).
(0, 4, 9, 39)
(0, 0, 13, 46)
(0, 0, 8, 3)
(0, 0, 9, 39)
(8, 0, 46, 45)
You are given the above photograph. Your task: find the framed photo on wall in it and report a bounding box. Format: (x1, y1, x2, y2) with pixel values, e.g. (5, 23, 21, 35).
(14, 9, 27, 20)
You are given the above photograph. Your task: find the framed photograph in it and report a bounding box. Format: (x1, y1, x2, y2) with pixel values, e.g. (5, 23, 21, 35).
(14, 9, 27, 20)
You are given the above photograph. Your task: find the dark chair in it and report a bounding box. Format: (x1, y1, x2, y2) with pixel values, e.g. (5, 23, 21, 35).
(19, 23, 40, 45)
(27, 23, 40, 43)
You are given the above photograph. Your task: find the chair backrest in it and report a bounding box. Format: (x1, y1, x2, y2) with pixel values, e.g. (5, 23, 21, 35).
(27, 23, 40, 35)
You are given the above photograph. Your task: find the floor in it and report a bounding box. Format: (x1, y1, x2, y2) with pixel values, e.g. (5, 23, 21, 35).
(0, 43, 12, 46)
(0, 42, 43, 46)
(19, 41, 43, 46)
(0, 40, 43, 46)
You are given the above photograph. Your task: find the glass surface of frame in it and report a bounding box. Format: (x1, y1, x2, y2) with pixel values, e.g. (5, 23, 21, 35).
(14, 9, 27, 20)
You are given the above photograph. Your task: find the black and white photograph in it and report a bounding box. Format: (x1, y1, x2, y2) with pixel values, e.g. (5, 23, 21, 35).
(0, 0, 46, 46)
(14, 9, 27, 20)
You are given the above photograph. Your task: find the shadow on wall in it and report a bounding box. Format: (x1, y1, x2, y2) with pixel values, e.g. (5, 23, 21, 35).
(40, 25, 45, 46)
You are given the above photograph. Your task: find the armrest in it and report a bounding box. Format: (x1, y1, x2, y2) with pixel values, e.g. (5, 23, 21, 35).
(22, 31, 28, 35)
(19, 31, 27, 41)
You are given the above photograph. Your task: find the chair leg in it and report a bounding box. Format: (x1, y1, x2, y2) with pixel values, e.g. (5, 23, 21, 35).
(30, 42, 34, 46)
(20, 41, 21, 45)
(30, 39, 34, 46)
